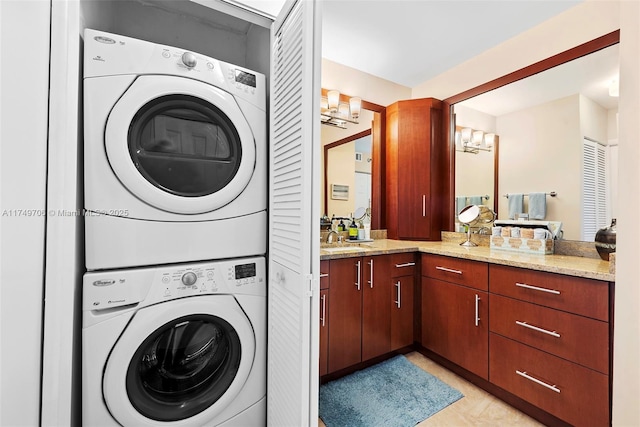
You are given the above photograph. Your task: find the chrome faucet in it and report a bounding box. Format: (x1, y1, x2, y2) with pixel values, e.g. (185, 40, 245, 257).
(326, 230, 339, 243)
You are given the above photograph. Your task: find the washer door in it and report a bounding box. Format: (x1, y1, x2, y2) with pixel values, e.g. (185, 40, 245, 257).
(103, 295, 255, 426)
(106, 75, 256, 214)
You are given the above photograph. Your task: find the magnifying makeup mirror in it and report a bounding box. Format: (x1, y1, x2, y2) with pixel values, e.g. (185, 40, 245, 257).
(458, 205, 496, 246)
(353, 207, 368, 221)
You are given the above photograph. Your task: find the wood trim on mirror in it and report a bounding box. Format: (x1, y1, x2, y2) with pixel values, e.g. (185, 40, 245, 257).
(321, 89, 386, 229)
(444, 30, 620, 231)
(444, 30, 620, 106)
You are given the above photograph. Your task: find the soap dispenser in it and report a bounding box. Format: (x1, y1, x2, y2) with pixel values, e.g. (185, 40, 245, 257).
(348, 216, 358, 240)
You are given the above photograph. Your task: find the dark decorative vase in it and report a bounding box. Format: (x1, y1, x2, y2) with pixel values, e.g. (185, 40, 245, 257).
(595, 218, 617, 261)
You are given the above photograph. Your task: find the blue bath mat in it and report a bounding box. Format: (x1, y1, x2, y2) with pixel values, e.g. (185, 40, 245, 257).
(319, 355, 463, 427)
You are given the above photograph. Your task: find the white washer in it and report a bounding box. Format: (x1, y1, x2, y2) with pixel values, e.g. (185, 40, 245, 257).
(83, 29, 267, 270)
(83, 256, 266, 426)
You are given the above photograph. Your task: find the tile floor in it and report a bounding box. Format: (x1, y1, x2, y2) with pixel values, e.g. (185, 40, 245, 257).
(319, 351, 544, 427)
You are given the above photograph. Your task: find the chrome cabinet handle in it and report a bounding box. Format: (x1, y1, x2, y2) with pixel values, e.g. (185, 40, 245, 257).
(319, 273, 329, 278)
(320, 295, 326, 327)
(516, 370, 561, 393)
(436, 266, 463, 275)
(422, 195, 426, 217)
(475, 294, 480, 327)
(367, 259, 374, 288)
(394, 281, 401, 308)
(395, 262, 416, 268)
(515, 282, 561, 295)
(516, 321, 561, 338)
(355, 261, 361, 291)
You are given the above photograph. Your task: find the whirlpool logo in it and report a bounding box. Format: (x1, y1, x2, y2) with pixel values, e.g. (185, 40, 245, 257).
(93, 279, 116, 287)
(94, 36, 115, 44)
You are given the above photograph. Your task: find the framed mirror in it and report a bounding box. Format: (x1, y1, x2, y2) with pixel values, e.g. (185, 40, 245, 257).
(446, 31, 620, 241)
(320, 89, 386, 228)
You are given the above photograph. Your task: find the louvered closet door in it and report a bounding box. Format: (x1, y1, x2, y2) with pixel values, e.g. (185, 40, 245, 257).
(268, 0, 321, 426)
(582, 138, 609, 240)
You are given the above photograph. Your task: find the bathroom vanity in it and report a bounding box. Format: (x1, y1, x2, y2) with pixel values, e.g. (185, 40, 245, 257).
(320, 239, 614, 427)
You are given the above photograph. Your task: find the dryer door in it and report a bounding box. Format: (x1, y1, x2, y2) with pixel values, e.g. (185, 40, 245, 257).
(106, 75, 256, 214)
(103, 295, 255, 426)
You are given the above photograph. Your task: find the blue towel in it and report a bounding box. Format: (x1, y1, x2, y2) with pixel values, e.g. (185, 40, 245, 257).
(456, 196, 467, 216)
(469, 196, 483, 205)
(528, 192, 547, 219)
(508, 194, 524, 219)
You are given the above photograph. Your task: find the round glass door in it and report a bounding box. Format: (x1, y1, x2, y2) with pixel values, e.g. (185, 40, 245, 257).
(128, 95, 242, 198)
(105, 75, 256, 214)
(126, 314, 241, 422)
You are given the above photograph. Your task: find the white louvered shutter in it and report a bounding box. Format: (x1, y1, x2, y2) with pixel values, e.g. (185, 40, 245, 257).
(268, 0, 321, 425)
(582, 138, 609, 240)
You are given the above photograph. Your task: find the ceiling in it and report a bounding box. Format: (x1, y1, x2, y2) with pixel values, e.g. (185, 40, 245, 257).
(321, 0, 582, 88)
(240, 0, 618, 114)
(242, 1, 583, 87)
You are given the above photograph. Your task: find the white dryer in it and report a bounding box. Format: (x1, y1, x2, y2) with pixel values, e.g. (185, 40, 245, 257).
(83, 29, 267, 270)
(82, 256, 266, 426)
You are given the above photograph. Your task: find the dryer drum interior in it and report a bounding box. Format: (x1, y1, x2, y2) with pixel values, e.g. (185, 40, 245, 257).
(128, 94, 243, 198)
(125, 314, 242, 421)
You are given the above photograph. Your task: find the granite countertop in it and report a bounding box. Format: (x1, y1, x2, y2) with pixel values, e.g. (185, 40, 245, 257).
(320, 239, 614, 282)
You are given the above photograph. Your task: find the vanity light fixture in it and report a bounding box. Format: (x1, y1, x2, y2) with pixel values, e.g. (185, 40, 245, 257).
(456, 127, 494, 154)
(321, 90, 361, 129)
(472, 130, 484, 146)
(484, 133, 495, 148)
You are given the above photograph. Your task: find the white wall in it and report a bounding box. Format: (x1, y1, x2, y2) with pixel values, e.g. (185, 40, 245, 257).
(580, 94, 608, 144)
(322, 58, 411, 108)
(497, 95, 582, 238)
(613, 1, 640, 424)
(0, 1, 50, 425)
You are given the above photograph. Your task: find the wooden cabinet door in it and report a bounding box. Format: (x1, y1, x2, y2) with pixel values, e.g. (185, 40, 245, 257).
(421, 277, 489, 379)
(386, 98, 443, 240)
(390, 275, 414, 350)
(362, 256, 391, 360)
(397, 102, 433, 239)
(319, 289, 329, 376)
(319, 260, 330, 376)
(328, 257, 363, 373)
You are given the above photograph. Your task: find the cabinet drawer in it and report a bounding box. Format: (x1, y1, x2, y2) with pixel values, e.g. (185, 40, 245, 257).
(389, 252, 417, 277)
(489, 264, 609, 321)
(489, 294, 609, 374)
(422, 254, 488, 291)
(490, 333, 609, 427)
(320, 260, 329, 290)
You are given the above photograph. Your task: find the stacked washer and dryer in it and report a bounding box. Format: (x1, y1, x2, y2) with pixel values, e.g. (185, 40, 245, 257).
(82, 29, 267, 426)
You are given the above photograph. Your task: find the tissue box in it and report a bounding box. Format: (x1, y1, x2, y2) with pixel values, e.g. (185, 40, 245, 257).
(490, 236, 554, 255)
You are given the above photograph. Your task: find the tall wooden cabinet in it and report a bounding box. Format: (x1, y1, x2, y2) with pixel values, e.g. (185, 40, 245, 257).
(385, 98, 445, 240)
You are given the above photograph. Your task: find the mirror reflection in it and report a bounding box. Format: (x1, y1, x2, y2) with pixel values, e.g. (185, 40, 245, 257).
(321, 108, 374, 220)
(454, 43, 619, 241)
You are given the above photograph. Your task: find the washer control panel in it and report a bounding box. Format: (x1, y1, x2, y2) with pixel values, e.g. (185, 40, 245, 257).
(83, 256, 266, 311)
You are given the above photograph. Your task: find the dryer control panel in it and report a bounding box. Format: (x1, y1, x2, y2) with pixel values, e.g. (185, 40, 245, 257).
(83, 256, 266, 312)
(83, 29, 266, 110)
